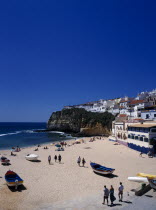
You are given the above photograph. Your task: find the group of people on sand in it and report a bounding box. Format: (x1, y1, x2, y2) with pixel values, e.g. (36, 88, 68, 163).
(60, 141, 67, 147)
(11, 146, 21, 155)
(12, 146, 21, 152)
(48, 154, 62, 164)
(77, 156, 86, 167)
(103, 182, 124, 206)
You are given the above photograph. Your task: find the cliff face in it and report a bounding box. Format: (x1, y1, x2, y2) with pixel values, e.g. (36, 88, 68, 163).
(47, 108, 115, 136)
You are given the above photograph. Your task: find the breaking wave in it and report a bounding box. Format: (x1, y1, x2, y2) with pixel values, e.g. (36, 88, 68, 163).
(0, 131, 22, 137)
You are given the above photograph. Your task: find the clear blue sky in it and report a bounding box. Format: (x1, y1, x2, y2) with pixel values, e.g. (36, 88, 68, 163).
(0, 0, 156, 122)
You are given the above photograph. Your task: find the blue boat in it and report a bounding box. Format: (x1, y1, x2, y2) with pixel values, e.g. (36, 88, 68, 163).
(5, 170, 23, 188)
(90, 162, 115, 175)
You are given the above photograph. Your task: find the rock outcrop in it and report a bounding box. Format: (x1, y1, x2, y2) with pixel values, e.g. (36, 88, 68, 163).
(47, 108, 115, 137)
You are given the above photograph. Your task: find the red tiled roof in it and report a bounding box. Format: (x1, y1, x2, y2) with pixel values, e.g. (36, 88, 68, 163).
(118, 114, 127, 117)
(120, 100, 128, 103)
(129, 100, 144, 105)
(133, 118, 144, 121)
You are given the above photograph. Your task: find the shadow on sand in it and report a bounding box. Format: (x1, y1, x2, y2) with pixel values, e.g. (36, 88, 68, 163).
(29, 160, 41, 163)
(2, 163, 11, 166)
(8, 184, 27, 192)
(122, 200, 132, 204)
(93, 172, 118, 178)
(109, 203, 122, 207)
(145, 195, 153, 198)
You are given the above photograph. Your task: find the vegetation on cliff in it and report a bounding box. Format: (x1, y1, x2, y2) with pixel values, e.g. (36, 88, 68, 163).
(47, 108, 115, 136)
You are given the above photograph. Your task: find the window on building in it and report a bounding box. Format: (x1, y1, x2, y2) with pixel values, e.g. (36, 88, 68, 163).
(139, 137, 143, 141)
(140, 128, 144, 132)
(146, 114, 149, 119)
(135, 136, 138, 140)
(144, 128, 149, 133)
(154, 114, 156, 118)
(144, 138, 149, 142)
(150, 128, 156, 133)
(128, 134, 131, 138)
(132, 135, 134, 139)
(136, 128, 139, 132)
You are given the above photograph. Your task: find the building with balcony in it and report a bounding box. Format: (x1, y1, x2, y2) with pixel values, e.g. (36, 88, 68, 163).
(110, 120, 156, 154)
(127, 124, 156, 154)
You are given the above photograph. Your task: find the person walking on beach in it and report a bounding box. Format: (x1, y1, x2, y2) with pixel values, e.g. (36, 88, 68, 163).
(82, 158, 86, 167)
(58, 154, 62, 163)
(77, 156, 81, 166)
(102, 185, 109, 205)
(54, 155, 57, 162)
(140, 151, 143, 157)
(110, 185, 115, 205)
(48, 155, 51, 165)
(118, 182, 124, 202)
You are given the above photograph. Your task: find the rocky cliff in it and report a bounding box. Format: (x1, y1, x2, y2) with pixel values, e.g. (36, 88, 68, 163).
(47, 108, 115, 136)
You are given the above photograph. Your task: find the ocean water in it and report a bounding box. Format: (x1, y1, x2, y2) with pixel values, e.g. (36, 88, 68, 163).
(0, 122, 73, 150)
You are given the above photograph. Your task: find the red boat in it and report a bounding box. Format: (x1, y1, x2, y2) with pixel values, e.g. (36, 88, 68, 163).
(1, 156, 10, 165)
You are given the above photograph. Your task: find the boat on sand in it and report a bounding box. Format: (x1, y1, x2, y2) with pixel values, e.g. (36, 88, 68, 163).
(1, 156, 10, 165)
(5, 170, 23, 188)
(25, 154, 39, 161)
(128, 176, 148, 183)
(147, 178, 156, 190)
(137, 173, 156, 179)
(90, 162, 115, 175)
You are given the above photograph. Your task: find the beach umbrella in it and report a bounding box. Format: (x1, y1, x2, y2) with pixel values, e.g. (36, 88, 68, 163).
(55, 144, 61, 147)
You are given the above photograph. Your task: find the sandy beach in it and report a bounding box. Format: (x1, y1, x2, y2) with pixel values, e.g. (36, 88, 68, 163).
(0, 137, 156, 210)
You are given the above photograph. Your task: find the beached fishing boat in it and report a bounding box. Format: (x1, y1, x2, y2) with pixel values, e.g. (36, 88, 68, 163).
(148, 178, 156, 190)
(137, 173, 156, 179)
(1, 156, 10, 165)
(90, 162, 115, 175)
(128, 176, 148, 183)
(25, 154, 39, 161)
(5, 170, 23, 188)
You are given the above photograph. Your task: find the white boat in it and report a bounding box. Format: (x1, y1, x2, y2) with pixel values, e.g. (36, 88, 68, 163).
(25, 154, 39, 161)
(148, 178, 156, 190)
(128, 176, 148, 183)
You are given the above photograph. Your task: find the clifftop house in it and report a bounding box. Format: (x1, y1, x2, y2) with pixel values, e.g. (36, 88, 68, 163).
(64, 89, 156, 120)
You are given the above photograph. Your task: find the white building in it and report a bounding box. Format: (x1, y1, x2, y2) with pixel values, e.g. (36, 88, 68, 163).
(63, 89, 156, 116)
(128, 100, 146, 118)
(135, 91, 149, 100)
(141, 110, 156, 120)
(119, 97, 130, 109)
(111, 120, 156, 154)
(127, 123, 156, 154)
(64, 99, 119, 114)
(149, 89, 156, 96)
